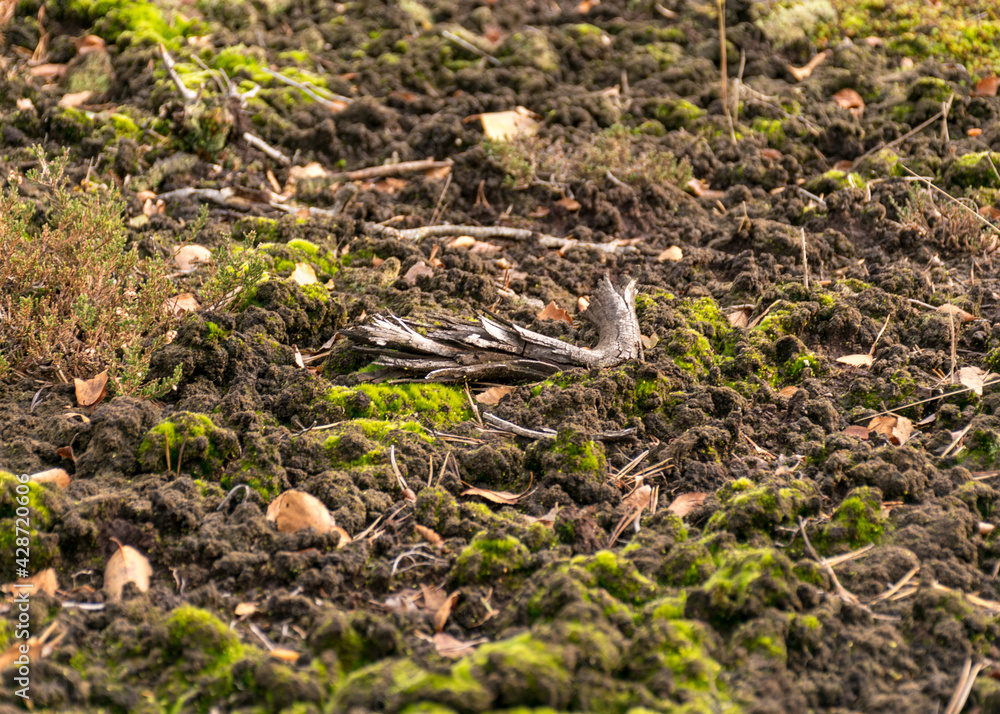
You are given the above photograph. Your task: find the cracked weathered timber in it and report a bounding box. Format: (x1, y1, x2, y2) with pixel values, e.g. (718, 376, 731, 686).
(341, 275, 641, 382)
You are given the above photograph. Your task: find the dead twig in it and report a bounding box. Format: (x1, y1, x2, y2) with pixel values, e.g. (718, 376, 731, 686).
(328, 158, 453, 182)
(442, 30, 500, 66)
(160, 43, 197, 104)
(243, 132, 291, 166)
(871, 565, 920, 604)
(362, 221, 637, 254)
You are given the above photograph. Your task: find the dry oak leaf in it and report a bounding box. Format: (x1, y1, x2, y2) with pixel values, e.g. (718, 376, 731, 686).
(973, 76, 1000, 98)
(472, 107, 541, 140)
(657, 245, 684, 262)
(537, 301, 574, 325)
(172, 244, 212, 272)
(104, 545, 152, 600)
(666, 492, 708, 518)
(868, 415, 913, 445)
(290, 262, 318, 285)
(266, 490, 336, 534)
(29, 468, 70, 488)
(832, 88, 865, 119)
(788, 51, 827, 81)
(837, 353, 873, 368)
(475, 386, 513, 405)
(433, 632, 482, 658)
(75, 370, 108, 409)
(937, 304, 975, 323)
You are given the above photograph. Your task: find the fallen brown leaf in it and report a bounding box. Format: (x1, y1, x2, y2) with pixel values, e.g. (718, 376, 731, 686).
(104, 544, 152, 600)
(475, 386, 513, 405)
(29, 63, 66, 79)
(728, 307, 752, 328)
(657, 245, 684, 262)
(641, 333, 659, 350)
(832, 88, 865, 119)
(471, 107, 541, 140)
(414, 524, 443, 546)
(523, 503, 561, 528)
(16, 97, 34, 111)
(666, 492, 708, 518)
(2, 568, 58, 597)
(777, 386, 799, 398)
(290, 262, 318, 285)
(868, 415, 913, 445)
(172, 244, 212, 272)
(434, 591, 460, 633)
(404, 260, 433, 286)
(164, 293, 200, 314)
(937, 304, 975, 322)
(980, 205, 1000, 219)
(537, 301, 574, 325)
(788, 51, 827, 82)
(761, 148, 783, 161)
(29, 468, 70, 488)
(56, 445, 75, 463)
(75, 34, 106, 54)
(555, 196, 581, 211)
(958, 366, 995, 396)
(973, 76, 1000, 98)
(425, 164, 452, 181)
(461, 480, 534, 505)
(74, 370, 108, 409)
(836, 353, 874, 368)
(58, 90, 94, 108)
(266, 490, 336, 534)
(372, 177, 409, 194)
(432, 631, 481, 658)
(270, 648, 300, 662)
(843, 425, 869, 439)
(235, 602, 257, 617)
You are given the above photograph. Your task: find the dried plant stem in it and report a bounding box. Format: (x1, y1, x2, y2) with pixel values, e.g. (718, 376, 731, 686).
(800, 228, 809, 290)
(716, 0, 736, 145)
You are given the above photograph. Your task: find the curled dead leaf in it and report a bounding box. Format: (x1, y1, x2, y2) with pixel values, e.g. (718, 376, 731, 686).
(832, 88, 865, 119)
(537, 301, 574, 325)
(687, 178, 724, 199)
(727, 307, 752, 328)
(29, 468, 70, 488)
(433, 591, 460, 633)
(461, 481, 534, 505)
(523, 503, 561, 528)
(172, 244, 212, 272)
(777, 386, 799, 399)
(577, 296, 590, 312)
(2, 568, 58, 597)
(235, 602, 257, 617)
(657, 245, 683, 262)
(104, 544, 152, 600)
(555, 196, 581, 211)
(59, 90, 94, 108)
(266, 490, 336, 534)
(74, 370, 108, 409)
(432, 631, 482, 658)
(980, 205, 1000, 219)
(414, 524, 443, 546)
(958, 366, 996, 396)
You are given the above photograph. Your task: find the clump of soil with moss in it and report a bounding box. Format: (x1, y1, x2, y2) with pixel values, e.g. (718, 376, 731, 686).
(4, 0, 1000, 711)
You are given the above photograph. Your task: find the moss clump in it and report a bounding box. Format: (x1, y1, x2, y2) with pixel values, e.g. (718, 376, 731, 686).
(452, 531, 530, 585)
(820, 486, 886, 550)
(326, 383, 470, 425)
(0, 472, 58, 568)
(751, 117, 786, 148)
(161, 606, 246, 703)
(66, 0, 201, 47)
(654, 98, 706, 130)
(414, 487, 459, 532)
(804, 169, 866, 194)
(550, 430, 606, 473)
(571, 550, 659, 605)
(944, 152, 1000, 190)
(470, 633, 571, 707)
(707, 479, 819, 541)
(137, 412, 240, 477)
(686, 547, 800, 626)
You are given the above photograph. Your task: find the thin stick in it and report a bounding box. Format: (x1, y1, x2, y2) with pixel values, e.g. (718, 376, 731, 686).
(798, 517, 859, 605)
(949, 309, 957, 382)
(362, 221, 636, 254)
(856, 379, 1000, 421)
(940, 93, 954, 144)
(869, 313, 892, 357)
(243, 132, 291, 165)
(854, 109, 945, 164)
(165, 432, 172, 473)
(329, 159, 453, 182)
(176, 432, 189, 477)
(733, 49, 746, 125)
(442, 30, 500, 66)
(463, 383, 483, 428)
(800, 228, 809, 290)
(871, 565, 920, 603)
(262, 67, 352, 106)
(716, 0, 735, 145)
(429, 170, 452, 226)
(159, 43, 197, 104)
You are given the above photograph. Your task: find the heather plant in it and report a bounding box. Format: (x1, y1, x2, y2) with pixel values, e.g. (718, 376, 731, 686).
(0, 149, 182, 396)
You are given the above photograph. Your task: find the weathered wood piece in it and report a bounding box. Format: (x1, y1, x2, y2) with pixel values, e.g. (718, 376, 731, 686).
(341, 275, 641, 382)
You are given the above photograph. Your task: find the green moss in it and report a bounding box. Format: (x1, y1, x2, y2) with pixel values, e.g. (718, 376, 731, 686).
(326, 383, 470, 425)
(166, 606, 244, 669)
(137, 412, 240, 477)
(68, 0, 201, 47)
(751, 117, 786, 148)
(804, 169, 867, 194)
(0, 472, 57, 568)
(707, 479, 818, 540)
(550, 430, 605, 473)
(945, 152, 1000, 189)
(820, 486, 886, 550)
(471, 633, 570, 700)
(691, 547, 800, 626)
(572, 550, 659, 605)
(452, 532, 530, 585)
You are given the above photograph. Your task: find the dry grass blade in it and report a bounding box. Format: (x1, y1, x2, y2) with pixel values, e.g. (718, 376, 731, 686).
(608, 483, 652, 547)
(943, 657, 986, 714)
(824, 543, 875, 568)
(612, 449, 649, 484)
(461, 476, 535, 505)
(871, 565, 920, 603)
